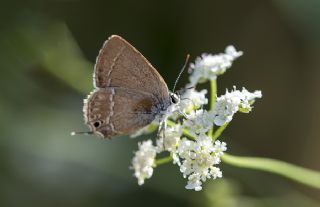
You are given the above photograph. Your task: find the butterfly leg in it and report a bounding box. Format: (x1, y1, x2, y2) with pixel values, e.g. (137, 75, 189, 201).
(162, 118, 167, 140)
(157, 117, 164, 138)
(178, 110, 188, 119)
(156, 115, 168, 150)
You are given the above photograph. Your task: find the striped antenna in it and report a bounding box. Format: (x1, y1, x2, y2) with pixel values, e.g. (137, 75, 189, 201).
(172, 54, 190, 93)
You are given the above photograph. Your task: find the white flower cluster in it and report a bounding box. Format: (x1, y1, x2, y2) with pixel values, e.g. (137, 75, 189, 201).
(180, 88, 208, 110)
(183, 109, 215, 136)
(174, 137, 226, 191)
(131, 140, 157, 185)
(156, 124, 182, 152)
(188, 46, 243, 86)
(131, 46, 261, 191)
(213, 87, 262, 126)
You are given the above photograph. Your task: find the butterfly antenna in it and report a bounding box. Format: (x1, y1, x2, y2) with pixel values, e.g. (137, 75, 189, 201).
(71, 131, 93, 136)
(172, 54, 190, 93)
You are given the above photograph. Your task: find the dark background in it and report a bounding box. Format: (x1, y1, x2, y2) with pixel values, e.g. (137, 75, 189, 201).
(1, 0, 320, 206)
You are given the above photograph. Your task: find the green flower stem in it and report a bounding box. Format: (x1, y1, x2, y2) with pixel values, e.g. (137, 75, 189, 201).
(167, 120, 195, 140)
(155, 156, 173, 166)
(208, 80, 217, 137)
(166, 120, 176, 127)
(222, 153, 320, 189)
(212, 123, 229, 141)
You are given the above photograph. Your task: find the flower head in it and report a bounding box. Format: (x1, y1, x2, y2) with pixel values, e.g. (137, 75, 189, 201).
(128, 44, 263, 192)
(188, 46, 243, 86)
(180, 88, 208, 111)
(174, 136, 227, 191)
(183, 109, 215, 136)
(131, 140, 157, 185)
(156, 124, 182, 153)
(213, 87, 262, 126)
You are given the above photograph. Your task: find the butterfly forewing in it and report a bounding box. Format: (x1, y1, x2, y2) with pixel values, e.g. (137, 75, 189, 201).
(94, 35, 169, 102)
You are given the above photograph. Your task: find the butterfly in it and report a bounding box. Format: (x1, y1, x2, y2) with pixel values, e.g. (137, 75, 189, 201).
(73, 35, 180, 139)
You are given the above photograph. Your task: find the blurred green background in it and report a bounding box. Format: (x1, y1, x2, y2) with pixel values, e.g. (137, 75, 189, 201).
(1, 0, 320, 206)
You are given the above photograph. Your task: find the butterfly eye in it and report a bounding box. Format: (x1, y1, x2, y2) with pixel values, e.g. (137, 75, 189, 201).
(170, 94, 179, 104)
(93, 121, 101, 128)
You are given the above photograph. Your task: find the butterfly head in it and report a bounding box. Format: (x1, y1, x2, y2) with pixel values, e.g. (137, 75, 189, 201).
(169, 92, 180, 104)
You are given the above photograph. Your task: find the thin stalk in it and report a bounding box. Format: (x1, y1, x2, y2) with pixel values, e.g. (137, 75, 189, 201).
(212, 123, 229, 141)
(155, 156, 173, 166)
(208, 80, 217, 137)
(222, 153, 320, 189)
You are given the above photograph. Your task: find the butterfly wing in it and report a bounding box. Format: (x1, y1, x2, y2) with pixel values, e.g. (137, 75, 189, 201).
(94, 35, 170, 103)
(84, 87, 161, 138)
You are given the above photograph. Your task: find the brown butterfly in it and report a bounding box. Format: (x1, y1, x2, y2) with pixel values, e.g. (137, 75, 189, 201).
(73, 35, 180, 139)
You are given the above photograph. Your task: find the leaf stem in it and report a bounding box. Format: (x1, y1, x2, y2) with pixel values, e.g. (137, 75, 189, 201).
(208, 80, 217, 137)
(155, 156, 173, 166)
(212, 123, 229, 141)
(222, 153, 320, 189)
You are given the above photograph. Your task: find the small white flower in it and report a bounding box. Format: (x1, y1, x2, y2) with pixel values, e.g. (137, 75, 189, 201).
(225, 45, 243, 58)
(213, 140, 227, 163)
(188, 46, 243, 86)
(175, 135, 227, 191)
(183, 109, 215, 136)
(213, 87, 262, 126)
(237, 88, 262, 113)
(131, 140, 157, 185)
(213, 92, 241, 126)
(156, 124, 182, 152)
(180, 88, 208, 111)
(185, 174, 203, 191)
